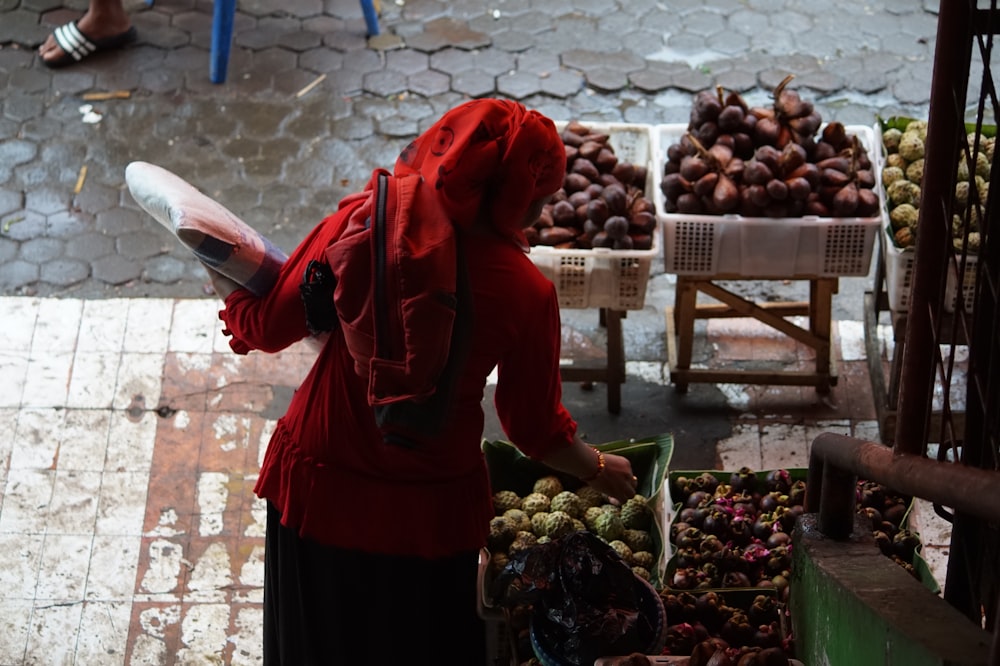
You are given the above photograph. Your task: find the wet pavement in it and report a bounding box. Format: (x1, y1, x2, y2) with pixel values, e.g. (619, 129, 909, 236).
(0, 0, 957, 663)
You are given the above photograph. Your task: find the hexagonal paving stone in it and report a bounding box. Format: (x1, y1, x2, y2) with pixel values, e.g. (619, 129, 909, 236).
(25, 188, 69, 216)
(0, 187, 23, 216)
(492, 30, 536, 53)
(299, 47, 346, 73)
(539, 69, 584, 98)
(143, 254, 192, 284)
(0, 139, 38, 168)
(386, 49, 430, 76)
(96, 208, 143, 236)
(585, 67, 628, 94)
(0, 259, 40, 291)
(363, 69, 409, 96)
(65, 232, 115, 261)
(40, 258, 90, 287)
(496, 71, 542, 99)
(19, 237, 64, 263)
(117, 230, 170, 260)
(2, 210, 46, 242)
(92, 253, 142, 285)
(451, 69, 498, 98)
(407, 69, 451, 98)
(430, 47, 478, 76)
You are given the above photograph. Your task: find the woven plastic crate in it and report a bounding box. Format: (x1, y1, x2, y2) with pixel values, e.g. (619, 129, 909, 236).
(884, 228, 979, 313)
(654, 124, 881, 278)
(529, 122, 659, 310)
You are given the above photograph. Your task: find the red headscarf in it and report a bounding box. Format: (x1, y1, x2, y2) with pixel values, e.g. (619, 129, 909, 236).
(394, 99, 566, 247)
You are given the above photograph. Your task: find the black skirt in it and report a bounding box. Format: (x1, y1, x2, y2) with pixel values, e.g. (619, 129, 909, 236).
(263, 501, 487, 665)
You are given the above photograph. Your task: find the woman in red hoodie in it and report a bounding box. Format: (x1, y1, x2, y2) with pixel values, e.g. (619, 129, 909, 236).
(206, 98, 638, 665)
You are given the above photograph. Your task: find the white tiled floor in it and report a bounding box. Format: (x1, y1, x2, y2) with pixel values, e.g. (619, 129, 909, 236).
(0, 296, 955, 664)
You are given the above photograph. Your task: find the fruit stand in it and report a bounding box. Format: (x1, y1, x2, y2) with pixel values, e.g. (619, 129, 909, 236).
(530, 122, 659, 413)
(655, 107, 882, 393)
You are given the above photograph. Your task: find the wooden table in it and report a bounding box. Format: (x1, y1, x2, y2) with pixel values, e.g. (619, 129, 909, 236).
(665, 275, 839, 393)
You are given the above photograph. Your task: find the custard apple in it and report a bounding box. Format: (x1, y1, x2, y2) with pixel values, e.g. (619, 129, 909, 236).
(632, 566, 651, 581)
(487, 516, 517, 552)
(621, 496, 652, 531)
(503, 508, 532, 533)
(490, 550, 510, 574)
(530, 511, 550, 536)
(508, 530, 539, 556)
(623, 528, 654, 553)
(521, 492, 551, 516)
(545, 510, 575, 539)
(631, 550, 656, 570)
(575, 485, 606, 509)
(594, 511, 625, 542)
(533, 475, 564, 499)
(493, 490, 521, 515)
(609, 539, 633, 565)
(583, 506, 605, 531)
(550, 491, 584, 519)
(572, 519, 586, 532)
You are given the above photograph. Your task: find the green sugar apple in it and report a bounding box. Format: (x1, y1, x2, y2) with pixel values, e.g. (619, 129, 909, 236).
(550, 490, 584, 519)
(533, 475, 564, 499)
(521, 492, 551, 516)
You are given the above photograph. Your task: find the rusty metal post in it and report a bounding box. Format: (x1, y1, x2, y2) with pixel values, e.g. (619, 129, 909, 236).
(818, 463, 857, 540)
(893, 0, 973, 454)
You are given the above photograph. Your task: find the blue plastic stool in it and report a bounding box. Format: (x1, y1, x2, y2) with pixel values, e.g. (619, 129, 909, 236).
(145, 0, 381, 84)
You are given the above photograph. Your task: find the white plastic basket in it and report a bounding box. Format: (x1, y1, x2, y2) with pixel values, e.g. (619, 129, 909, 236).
(884, 230, 979, 313)
(654, 124, 881, 278)
(530, 122, 659, 310)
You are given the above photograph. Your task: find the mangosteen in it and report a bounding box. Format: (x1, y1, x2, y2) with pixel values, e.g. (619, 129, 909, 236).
(757, 646, 791, 666)
(671, 521, 692, 540)
(687, 490, 712, 509)
(720, 609, 754, 647)
(748, 594, 780, 626)
(892, 529, 921, 561)
(873, 530, 893, 557)
(753, 623, 782, 649)
(695, 472, 721, 493)
(729, 467, 757, 494)
(882, 501, 907, 526)
(759, 491, 783, 513)
(695, 591, 725, 631)
(858, 505, 882, 531)
(764, 469, 792, 494)
(675, 547, 702, 569)
(702, 509, 731, 537)
(699, 534, 725, 555)
(729, 517, 754, 547)
(722, 571, 753, 588)
(787, 480, 806, 506)
(766, 531, 791, 550)
(675, 526, 705, 549)
(752, 515, 776, 541)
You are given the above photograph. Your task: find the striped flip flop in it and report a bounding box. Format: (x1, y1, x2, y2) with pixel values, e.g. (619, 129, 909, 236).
(43, 20, 137, 68)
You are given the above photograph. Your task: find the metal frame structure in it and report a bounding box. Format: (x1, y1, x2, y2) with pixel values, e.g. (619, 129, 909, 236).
(808, 0, 1000, 658)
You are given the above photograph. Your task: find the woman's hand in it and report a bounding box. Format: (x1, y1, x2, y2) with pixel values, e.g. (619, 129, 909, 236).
(585, 451, 639, 503)
(201, 263, 242, 300)
(539, 436, 638, 503)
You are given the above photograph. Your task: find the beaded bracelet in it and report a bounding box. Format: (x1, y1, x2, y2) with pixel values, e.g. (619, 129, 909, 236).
(580, 446, 605, 482)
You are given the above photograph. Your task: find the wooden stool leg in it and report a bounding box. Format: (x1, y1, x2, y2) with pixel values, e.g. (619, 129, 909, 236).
(210, 0, 237, 84)
(604, 309, 625, 414)
(672, 277, 698, 392)
(811, 279, 835, 393)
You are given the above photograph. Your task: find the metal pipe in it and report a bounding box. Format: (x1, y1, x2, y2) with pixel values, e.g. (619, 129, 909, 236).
(810, 433, 1000, 530)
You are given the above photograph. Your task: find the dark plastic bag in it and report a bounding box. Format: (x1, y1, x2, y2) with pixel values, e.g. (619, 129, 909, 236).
(491, 531, 662, 665)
